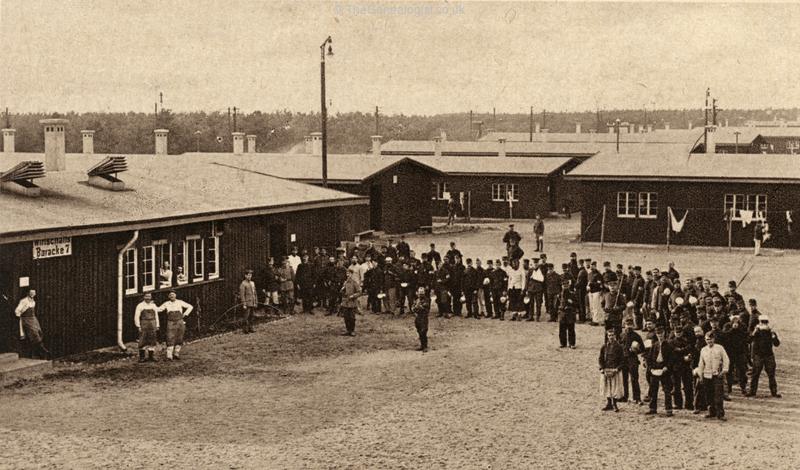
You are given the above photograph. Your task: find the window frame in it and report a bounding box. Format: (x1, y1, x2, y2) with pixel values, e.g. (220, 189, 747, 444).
(725, 193, 767, 221)
(617, 192, 637, 218)
(638, 192, 658, 219)
(123, 248, 137, 295)
(208, 235, 220, 280)
(432, 182, 449, 200)
(188, 236, 204, 282)
(141, 245, 156, 292)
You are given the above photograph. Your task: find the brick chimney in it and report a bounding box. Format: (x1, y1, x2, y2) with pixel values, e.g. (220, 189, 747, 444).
(647, 124, 653, 133)
(303, 135, 312, 154)
(310, 132, 322, 156)
(541, 129, 549, 143)
(154, 129, 169, 155)
(498, 138, 507, 158)
(440, 129, 447, 141)
(40, 118, 69, 171)
(232, 132, 245, 154)
(371, 135, 382, 158)
(535, 122, 541, 134)
(705, 126, 717, 154)
(608, 124, 615, 134)
(433, 136, 442, 157)
(2, 128, 15, 153)
(81, 130, 95, 154)
(664, 122, 671, 130)
(246, 135, 256, 153)
(575, 122, 581, 134)
(688, 121, 693, 130)
(588, 129, 596, 143)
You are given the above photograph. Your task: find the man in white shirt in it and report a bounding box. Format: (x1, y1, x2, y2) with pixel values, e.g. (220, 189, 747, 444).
(134, 292, 162, 362)
(506, 259, 526, 321)
(159, 291, 194, 360)
(695, 331, 730, 421)
(159, 261, 173, 289)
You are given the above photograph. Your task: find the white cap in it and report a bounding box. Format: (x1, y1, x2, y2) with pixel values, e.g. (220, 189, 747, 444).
(759, 314, 770, 322)
(675, 297, 685, 306)
(626, 301, 634, 308)
(663, 288, 671, 295)
(688, 296, 698, 305)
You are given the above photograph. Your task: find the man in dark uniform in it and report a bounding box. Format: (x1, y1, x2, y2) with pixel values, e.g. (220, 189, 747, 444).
(412, 287, 431, 352)
(364, 259, 383, 313)
(602, 272, 627, 336)
(724, 281, 746, 315)
(569, 253, 580, 280)
(463, 258, 480, 319)
(545, 264, 562, 322)
(449, 256, 465, 316)
(427, 243, 442, 270)
(557, 277, 577, 348)
(533, 214, 544, 252)
(490, 259, 508, 319)
(502, 224, 522, 261)
(239, 270, 257, 333)
(481, 260, 494, 318)
(398, 261, 417, 316)
(339, 267, 361, 336)
(396, 235, 411, 260)
(445, 242, 462, 265)
(748, 315, 781, 398)
(629, 266, 645, 329)
(417, 254, 435, 295)
(669, 327, 695, 410)
(722, 315, 749, 396)
(645, 326, 675, 417)
(434, 262, 452, 317)
(620, 319, 644, 404)
(295, 255, 315, 313)
(528, 257, 545, 321)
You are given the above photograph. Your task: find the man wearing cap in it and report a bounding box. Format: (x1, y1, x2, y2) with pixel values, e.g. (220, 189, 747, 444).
(506, 259, 527, 321)
(533, 214, 545, 252)
(690, 326, 708, 413)
(526, 257, 546, 321)
(588, 261, 604, 326)
(725, 281, 746, 315)
(748, 315, 781, 398)
(383, 257, 399, 315)
(545, 264, 563, 322)
(339, 267, 361, 336)
(134, 292, 161, 363)
(463, 258, 480, 319)
(645, 326, 675, 416)
(445, 241, 462, 265)
(490, 259, 508, 319)
(630, 266, 645, 329)
(668, 326, 695, 410)
(602, 272, 627, 336)
(619, 319, 644, 404)
(239, 269, 257, 334)
(396, 235, 411, 260)
(569, 253, 580, 280)
(412, 286, 431, 352)
(434, 262, 452, 317)
(558, 277, 577, 348)
(449, 255, 466, 317)
(575, 259, 589, 322)
(427, 243, 442, 270)
(481, 260, 494, 319)
(722, 315, 749, 396)
(695, 331, 730, 420)
(746, 299, 761, 333)
(503, 224, 522, 260)
(666, 262, 680, 282)
(159, 291, 193, 360)
(397, 261, 417, 316)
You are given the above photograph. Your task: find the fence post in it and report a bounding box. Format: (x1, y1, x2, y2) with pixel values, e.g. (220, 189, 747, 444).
(666, 206, 671, 252)
(600, 204, 607, 250)
(728, 208, 733, 253)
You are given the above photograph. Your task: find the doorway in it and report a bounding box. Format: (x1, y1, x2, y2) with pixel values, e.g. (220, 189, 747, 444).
(269, 224, 288, 260)
(370, 184, 382, 230)
(0, 266, 15, 354)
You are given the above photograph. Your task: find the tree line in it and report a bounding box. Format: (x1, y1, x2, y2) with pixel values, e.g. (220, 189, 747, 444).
(3, 108, 799, 155)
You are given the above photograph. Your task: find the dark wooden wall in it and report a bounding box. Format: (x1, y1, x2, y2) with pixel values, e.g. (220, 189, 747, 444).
(365, 161, 434, 234)
(0, 204, 369, 357)
(430, 175, 553, 219)
(579, 180, 800, 248)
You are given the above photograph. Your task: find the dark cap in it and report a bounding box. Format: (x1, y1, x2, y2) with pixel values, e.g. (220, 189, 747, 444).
(570, 252, 577, 258)
(710, 283, 719, 289)
(606, 272, 619, 282)
(616, 264, 623, 269)
(603, 261, 611, 267)
(728, 280, 737, 288)
(748, 298, 757, 305)
(634, 266, 642, 271)
(561, 263, 569, 269)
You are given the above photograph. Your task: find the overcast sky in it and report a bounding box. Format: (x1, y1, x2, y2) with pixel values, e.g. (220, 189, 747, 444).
(1, 1, 799, 115)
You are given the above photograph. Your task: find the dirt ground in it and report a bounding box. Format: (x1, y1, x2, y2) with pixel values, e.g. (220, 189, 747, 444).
(1, 218, 799, 469)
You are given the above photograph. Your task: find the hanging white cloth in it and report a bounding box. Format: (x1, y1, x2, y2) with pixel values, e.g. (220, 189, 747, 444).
(787, 211, 793, 233)
(669, 207, 688, 233)
(740, 210, 754, 227)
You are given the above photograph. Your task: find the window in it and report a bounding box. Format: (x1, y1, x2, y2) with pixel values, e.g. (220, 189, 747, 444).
(638, 192, 658, 219)
(432, 182, 448, 200)
(208, 236, 220, 279)
(617, 192, 637, 218)
(123, 248, 137, 295)
(154, 240, 172, 288)
(787, 140, 800, 154)
(141, 245, 155, 291)
(725, 194, 767, 220)
(189, 237, 204, 281)
(491, 183, 519, 202)
(175, 240, 187, 285)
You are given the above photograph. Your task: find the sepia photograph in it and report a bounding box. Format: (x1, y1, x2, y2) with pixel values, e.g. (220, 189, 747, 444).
(0, 0, 798, 468)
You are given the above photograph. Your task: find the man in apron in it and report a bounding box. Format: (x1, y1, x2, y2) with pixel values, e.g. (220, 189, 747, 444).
(134, 293, 161, 362)
(159, 291, 193, 360)
(14, 289, 50, 359)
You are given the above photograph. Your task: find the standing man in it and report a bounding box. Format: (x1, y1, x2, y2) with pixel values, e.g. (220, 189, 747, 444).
(748, 315, 781, 398)
(527, 258, 546, 321)
(533, 214, 545, 252)
(558, 277, 577, 348)
(602, 273, 627, 336)
(646, 326, 675, 417)
(295, 255, 314, 313)
(287, 246, 302, 304)
(490, 259, 508, 319)
(447, 195, 458, 226)
(503, 224, 522, 261)
(263, 258, 280, 308)
(545, 264, 562, 322)
(396, 235, 411, 260)
(695, 331, 730, 421)
(588, 261, 604, 326)
(15, 289, 50, 359)
(239, 270, 257, 334)
(481, 260, 494, 319)
(339, 267, 361, 336)
(445, 242, 462, 265)
(575, 259, 589, 323)
(134, 293, 161, 363)
(277, 258, 295, 315)
(412, 287, 431, 352)
(427, 243, 442, 270)
(506, 258, 526, 321)
(620, 319, 644, 404)
(754, 220, 764, 256)
(159, 291, 193, 360)
(629, 266, 645, 329)
(463, 258, 480, 319)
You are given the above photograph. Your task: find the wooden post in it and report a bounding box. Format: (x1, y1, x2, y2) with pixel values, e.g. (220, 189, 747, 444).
(728, 208, 733, 253)
(467, 191, 472, 223)
(600, 204, 607, 250)
(666, 206, 671, 252)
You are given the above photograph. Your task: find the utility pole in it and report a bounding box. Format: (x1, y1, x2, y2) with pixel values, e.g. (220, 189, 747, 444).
(375, 105, 380, 135)
(4, 107, 9, 128)
(704, 88, 710, 150)
(469, 110, 473, 140)
(615, 118, 621, 153)
(493, 107, 496, 130)
(596, 107, 601, 133)
(529, 106, 534, 142)
(154, 102, 158, 128)
(233, 106, 238, 133)
(712, 98, 718, 126)
(227, 107, 231, 137)
(542, 109, 546, 130)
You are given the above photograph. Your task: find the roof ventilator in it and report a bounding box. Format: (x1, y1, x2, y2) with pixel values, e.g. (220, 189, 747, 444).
(87, 155, 128, 191)
(0, 161, 46, 197)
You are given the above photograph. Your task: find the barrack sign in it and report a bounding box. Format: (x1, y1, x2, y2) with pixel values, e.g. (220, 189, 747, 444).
(32, 237, 72, 259)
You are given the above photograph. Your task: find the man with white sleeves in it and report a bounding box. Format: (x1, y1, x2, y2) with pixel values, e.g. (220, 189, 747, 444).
(159, 291, 193, 361)
(134, 292, 161, 363)
(695, 331, 730, 421)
